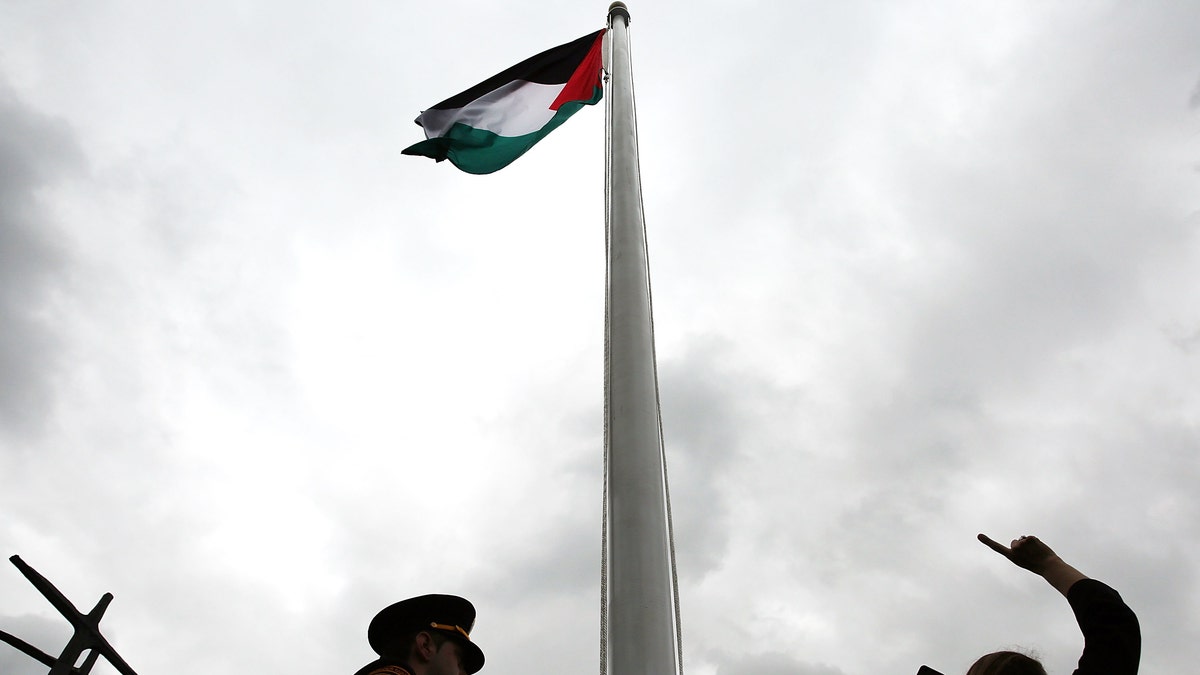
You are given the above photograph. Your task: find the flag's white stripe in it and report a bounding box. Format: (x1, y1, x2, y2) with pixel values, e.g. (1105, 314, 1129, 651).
(418, 80, 565, 139)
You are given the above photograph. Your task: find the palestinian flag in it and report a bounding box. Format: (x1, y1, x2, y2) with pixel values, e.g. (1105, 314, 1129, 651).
(403, 30, 606, 175)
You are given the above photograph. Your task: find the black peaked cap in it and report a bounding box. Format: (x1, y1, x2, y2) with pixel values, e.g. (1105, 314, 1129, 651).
(367, 594, 485, 674)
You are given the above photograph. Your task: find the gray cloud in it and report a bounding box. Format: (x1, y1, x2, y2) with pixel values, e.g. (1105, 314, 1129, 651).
(714, 650, 846, 675)
(0, 613, 71, 675)
(2, 2, 1200, 675)
(0, 83, 82, 438)
(660, 336, 815, 579)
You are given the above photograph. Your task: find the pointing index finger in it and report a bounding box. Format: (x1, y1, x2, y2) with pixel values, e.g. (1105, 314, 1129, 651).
(978, 533, 1010, 555)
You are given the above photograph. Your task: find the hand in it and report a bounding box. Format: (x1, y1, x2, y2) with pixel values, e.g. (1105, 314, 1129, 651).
(977, 533, 1060, 574)
(978, 533, 1087, 596)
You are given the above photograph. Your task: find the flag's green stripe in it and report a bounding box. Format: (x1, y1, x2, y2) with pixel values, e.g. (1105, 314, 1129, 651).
(403, 89, 600, 175)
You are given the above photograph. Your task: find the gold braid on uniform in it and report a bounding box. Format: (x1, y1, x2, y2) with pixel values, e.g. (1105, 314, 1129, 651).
(369, 666, 412, 675)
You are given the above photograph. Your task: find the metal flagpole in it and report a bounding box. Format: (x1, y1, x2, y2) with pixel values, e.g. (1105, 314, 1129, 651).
(601, 3, 683, 675)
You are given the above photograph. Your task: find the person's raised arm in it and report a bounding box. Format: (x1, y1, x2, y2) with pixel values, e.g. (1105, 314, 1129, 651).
(977, 533, 1088, 597)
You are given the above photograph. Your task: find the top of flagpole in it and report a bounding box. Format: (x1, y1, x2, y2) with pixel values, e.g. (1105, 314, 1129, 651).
(608, 1, 630, 24)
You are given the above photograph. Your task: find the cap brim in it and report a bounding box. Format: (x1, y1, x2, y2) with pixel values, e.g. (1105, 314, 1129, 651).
(458, 638, 485, 674)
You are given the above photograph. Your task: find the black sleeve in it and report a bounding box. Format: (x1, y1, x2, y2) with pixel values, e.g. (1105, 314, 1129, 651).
(1068, 579, 1141, 675)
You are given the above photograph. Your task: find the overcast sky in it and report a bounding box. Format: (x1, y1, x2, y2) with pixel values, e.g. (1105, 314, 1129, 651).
(2, 2, 1199, 675)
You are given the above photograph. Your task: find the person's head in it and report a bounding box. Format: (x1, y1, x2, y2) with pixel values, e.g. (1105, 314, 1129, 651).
(966, 651, 1047, 675)
(355, 594, 485, 675)
(397, 629, 468, 675)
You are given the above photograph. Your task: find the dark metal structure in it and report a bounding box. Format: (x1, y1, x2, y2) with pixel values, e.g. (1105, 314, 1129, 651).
(0, 556, 138, 675)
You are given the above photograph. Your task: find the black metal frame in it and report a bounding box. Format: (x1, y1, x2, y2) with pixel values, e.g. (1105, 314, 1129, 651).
(0, 556, 138, 675)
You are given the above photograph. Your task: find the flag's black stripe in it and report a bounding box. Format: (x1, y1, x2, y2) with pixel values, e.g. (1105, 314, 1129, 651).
(427, 30, 602, 111)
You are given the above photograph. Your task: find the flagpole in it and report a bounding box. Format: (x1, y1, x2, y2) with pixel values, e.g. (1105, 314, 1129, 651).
(602, 4, 683, 675)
